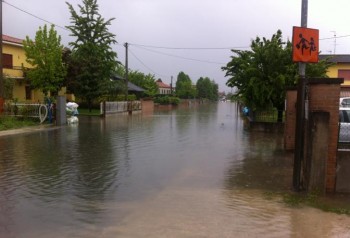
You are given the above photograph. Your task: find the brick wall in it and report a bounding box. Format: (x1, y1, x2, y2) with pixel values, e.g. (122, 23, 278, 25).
(284, 78, 343, 193)
(141, 99, 154, 115)
(309, 80, 342, 193)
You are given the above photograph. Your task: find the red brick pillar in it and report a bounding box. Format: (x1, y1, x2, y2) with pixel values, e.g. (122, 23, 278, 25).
(308, 78, 343, 193)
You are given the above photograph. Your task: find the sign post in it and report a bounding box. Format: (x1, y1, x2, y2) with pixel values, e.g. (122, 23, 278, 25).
(292, 0, 320, 191)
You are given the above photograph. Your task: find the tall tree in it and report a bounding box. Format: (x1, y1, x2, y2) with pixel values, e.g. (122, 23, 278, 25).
(23, 24, 66, 97)
(175, 71, 196, 99)
(196, 77, 218, 101)
(66, 0, 118, 110)
(222, 30, 331, 121)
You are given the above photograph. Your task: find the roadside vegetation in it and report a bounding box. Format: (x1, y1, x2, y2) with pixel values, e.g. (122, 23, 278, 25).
(0, 116, 37, 131)
(222, 30, 333, 122)
(264, 191, 350, 215)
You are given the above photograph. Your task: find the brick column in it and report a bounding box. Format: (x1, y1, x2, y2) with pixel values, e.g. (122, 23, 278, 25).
(284, 78, 343, 193)
(308, 78, 343, 193)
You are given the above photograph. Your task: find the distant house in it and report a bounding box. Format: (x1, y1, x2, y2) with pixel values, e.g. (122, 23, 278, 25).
(156, 79, 172, 95)
(2, 34, 67, 102)
(319, 54, 350, 97)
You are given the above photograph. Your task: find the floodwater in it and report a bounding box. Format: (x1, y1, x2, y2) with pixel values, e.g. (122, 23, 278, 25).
(0, 102, 350, 238)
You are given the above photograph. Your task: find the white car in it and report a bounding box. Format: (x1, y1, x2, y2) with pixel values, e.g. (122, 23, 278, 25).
(340, 97, 350, 107)
(339, 107, 350, 142)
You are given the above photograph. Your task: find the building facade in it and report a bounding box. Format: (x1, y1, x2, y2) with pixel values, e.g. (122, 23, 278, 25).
(156, 79, 172, 95)
(2, 34, 67, 102)
(320, 54, 350, 97)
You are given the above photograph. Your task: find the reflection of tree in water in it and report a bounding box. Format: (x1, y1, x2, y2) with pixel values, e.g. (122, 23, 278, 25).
(72, 117, 122, 213)
(224, 132, 293, 192)
(195, 103, 218, 131)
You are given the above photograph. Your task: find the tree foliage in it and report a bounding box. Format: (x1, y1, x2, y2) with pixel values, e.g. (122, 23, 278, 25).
(196, 77, 218, 101)
(66, 0, 118, 110)
(222, 30, 331, 113)
(23, 24, 66, 96)
(128, 70, 158, 97)
(3, 75, 15, 100)
(175, 71, 196, 99)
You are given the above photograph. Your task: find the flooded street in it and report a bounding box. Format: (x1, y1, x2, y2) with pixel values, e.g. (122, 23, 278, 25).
(1, 102, 350, 237)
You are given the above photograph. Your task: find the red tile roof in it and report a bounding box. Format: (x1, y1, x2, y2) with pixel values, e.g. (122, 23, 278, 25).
(3, 34, 24, 45)
(156, 81, 171, 88)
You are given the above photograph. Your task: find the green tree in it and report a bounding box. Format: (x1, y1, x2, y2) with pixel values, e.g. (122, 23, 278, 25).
(211, 80, 219, 101)
(3, 75, 15, 100)
(23, 24, 66, 96)
(175, 71, 196, 99)
(128, 70, 158, 97)
(196, 77, 219, 101)
(66, 0, 118, 111)
(222, 30, 331, 122)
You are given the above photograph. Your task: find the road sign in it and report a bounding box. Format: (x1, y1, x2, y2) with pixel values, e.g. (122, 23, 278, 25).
(292, 26, 319, 63)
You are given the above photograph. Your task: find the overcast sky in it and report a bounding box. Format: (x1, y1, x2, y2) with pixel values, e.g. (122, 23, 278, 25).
(4, 0, 350, 92)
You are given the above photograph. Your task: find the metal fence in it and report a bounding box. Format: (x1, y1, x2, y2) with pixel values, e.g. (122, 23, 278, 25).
(3, 102, 48, 123)
(100, 101, 142, 115)
(250, 110, 285, 123)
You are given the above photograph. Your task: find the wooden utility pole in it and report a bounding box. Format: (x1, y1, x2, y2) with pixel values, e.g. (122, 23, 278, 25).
(293, 0, 308, 191)
(124, 42, 129, 100)
(170, 75, 173, 94)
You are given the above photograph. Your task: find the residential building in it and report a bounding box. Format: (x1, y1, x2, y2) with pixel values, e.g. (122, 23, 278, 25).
(156, 79, 172, 95)
(2, 34, 67, 102)
(319, 54, 350, 97)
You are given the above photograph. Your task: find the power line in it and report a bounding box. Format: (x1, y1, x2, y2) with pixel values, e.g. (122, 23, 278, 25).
(6, 0, 350, 46)
(3, 0, 68, 31)
(320, 34, 350, 41)
(128, 49, 169, 78)
(130, 43, 250, 50)
(131, 44, 226, 65)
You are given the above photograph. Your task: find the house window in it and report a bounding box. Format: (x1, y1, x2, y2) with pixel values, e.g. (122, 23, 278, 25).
(25, 85, 31, 100)
(338, 70, 350, 84)
(3, 54, 13, 69)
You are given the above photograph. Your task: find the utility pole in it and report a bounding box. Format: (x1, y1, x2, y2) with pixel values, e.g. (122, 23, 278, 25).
(170, 75, 173, 94)
(293, 0, 308, 191)
(124, 42, 129, 101)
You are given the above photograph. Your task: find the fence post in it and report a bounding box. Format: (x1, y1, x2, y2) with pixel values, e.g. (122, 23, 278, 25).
(103, 101, 106, 117)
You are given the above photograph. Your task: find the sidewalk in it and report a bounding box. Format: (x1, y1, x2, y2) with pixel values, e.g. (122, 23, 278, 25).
(0, 124, 58, 137)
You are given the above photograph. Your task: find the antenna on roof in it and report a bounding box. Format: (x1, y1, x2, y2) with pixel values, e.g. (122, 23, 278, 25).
(331, 31, 336, 54)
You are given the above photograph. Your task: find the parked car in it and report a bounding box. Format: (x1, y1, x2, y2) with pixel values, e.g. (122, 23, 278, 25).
(340, 97, 350, 107)
(339, 107, 350, 142)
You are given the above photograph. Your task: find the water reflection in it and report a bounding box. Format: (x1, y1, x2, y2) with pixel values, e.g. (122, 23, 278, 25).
(0, 102, 350, 237)
(225, 131, 294, 192)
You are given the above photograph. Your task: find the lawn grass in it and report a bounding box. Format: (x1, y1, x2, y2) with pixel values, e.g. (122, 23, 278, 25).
(264, 191, 350, 215)
(78, 108, 101, 116)
(0, 116, 38, 131)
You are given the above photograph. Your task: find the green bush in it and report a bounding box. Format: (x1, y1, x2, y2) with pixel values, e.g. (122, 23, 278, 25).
(115, 94, 137, 101)
(154, 96, 180, 105)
